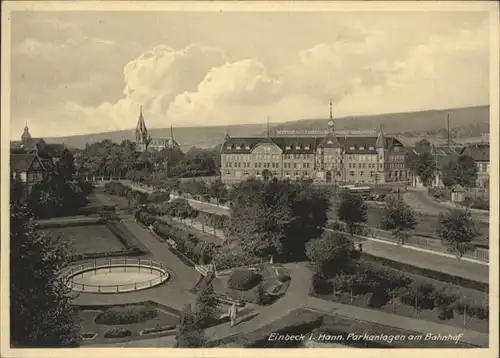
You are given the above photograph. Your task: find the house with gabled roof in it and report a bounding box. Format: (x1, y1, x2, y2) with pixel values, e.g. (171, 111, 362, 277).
(10, 152, 56, 196)
(460, 143, 489, 189)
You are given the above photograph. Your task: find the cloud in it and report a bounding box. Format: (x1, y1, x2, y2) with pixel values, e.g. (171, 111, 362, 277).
(10, 14, 490, 138)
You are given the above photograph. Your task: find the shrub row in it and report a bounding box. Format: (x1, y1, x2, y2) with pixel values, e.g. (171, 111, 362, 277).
(104, 181, 149, 207)
(36, 217, 105, 229)
(194, 211, 229, 229)
(68, 248, 143, 263)
(106, 221, 149, 255)
(133, 210, 217, 265)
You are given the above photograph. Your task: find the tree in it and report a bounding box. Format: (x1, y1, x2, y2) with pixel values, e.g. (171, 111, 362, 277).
(415, 139, 432, 154)
(414, 152, 437, 187)
(337, 191, 367, 236)
(175, 304, 207, 348)
(10, 200, 79, 347)
(380, 196, 417, 245)
(306, 232, 355, 277)
(194, 281, 218, 327)
(437, 209, 478, 259)
(442, 154, 478, 188)
(56, 148, 76, 181)
(209, 180, 228, 204)
(225, 179, 330, 262)
(262, 169, 272, 182)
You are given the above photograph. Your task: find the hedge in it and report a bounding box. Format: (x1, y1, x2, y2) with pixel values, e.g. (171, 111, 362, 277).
(36, 217, 105, 229)
(68, 248, 143, 263)
(106, 221, 149, 254)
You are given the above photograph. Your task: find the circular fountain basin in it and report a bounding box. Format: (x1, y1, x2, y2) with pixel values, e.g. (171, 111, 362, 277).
(66, 259, 170, 294)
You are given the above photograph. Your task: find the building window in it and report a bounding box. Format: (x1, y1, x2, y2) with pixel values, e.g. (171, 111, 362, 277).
(286, 145, 291, 150)
(273, 171, 278, 176)
(349, 171, 355, 176)
(285, 171, 290, 176)
(296, 145, 301, 150)
(304, 171, 309, 176)
(226, 145, 231, 149)
(294, 171, 300, 176)
(360, 146, 365, 150)
(305, 145, 310, 150)
(236, 145, 241, 150)
(370, 171, 374, 177)
(349, 146, 355, 150)
(360, 171, 364, 176)
(369, 146, 374, 150)
(245, 145, 250, 150)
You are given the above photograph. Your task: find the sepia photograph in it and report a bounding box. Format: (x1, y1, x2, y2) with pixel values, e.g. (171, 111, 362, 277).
(1, 1, 498, 357)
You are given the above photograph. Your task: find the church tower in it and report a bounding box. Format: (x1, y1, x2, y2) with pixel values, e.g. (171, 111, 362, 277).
(21, 120, 32, 142)
(135, 106, 150, 152)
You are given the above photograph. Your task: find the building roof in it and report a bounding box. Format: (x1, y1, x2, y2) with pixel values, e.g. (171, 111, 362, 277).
(451, 184, 466, 192)
(10, 153, 36, 172)
(221, 135, 403, 155)
(11, 152, 55, 173)
(10, 138, 45, 152)
(462, 143, 489, 162)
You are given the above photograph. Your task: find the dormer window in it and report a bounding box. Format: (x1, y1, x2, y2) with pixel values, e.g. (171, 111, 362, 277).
(236, 145, 241, 150)
(369, 146, 374, 150)
(226, 145, 232, 149)
(360, 146, 365, 150)
(349, 146, 355, 150)
(305, 145, 310, 150)
(245, 145, 250, 150)
(296, 145, 301, 150)
(286, 145, 291, 150)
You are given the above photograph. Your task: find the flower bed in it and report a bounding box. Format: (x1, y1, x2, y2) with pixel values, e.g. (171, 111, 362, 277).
(140, 325, 177, 336)
(228, 269, 262, 291)
(95, 306, 158, 325)
(103, 328, 132, 339)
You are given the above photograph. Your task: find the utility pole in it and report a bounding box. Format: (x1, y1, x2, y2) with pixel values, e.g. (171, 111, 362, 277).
(447, 114, 450, 147)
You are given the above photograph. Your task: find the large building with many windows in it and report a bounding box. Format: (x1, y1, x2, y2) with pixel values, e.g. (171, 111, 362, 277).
(220, 113, 409, 185)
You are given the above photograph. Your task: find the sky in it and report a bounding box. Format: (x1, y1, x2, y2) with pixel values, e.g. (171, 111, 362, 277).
(9, 8, 491, 138)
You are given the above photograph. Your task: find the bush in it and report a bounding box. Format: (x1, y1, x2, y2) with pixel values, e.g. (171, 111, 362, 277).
(149, 191, 170, 204)
(104, 328, 132, 339)
(367, 288, 391, 308)
(311, 272, 333, 295)
(95, 306, 158, 325)
(437, 304, 454, 320)
(227, 269, 261, 291)
(400, 283, 436, 311)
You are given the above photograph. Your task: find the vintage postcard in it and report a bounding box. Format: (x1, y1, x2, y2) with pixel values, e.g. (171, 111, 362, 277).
(1, 1, 499, 358)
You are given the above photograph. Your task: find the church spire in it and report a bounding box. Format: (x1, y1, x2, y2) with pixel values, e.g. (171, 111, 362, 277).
(376, 124, 385, 149)
(21, 120, 32, 141)
(136, 105, 147, 133)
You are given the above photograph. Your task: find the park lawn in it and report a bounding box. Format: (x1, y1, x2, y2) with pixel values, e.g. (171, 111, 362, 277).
(77, 304, 180, 345)
(43, 224, 126, 254)
(314, 260, 489, 334)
